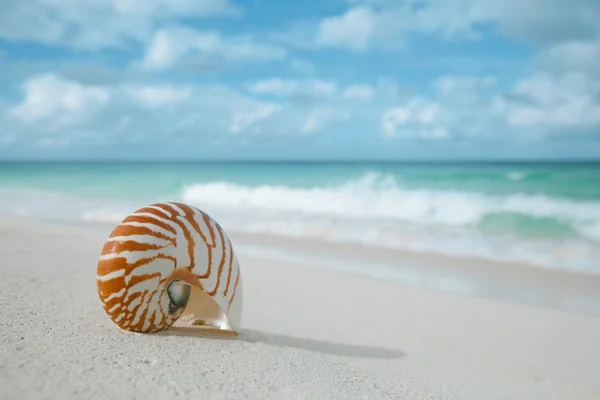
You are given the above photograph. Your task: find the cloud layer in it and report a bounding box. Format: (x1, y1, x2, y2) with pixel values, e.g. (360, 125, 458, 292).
(0, 0, 599, 159)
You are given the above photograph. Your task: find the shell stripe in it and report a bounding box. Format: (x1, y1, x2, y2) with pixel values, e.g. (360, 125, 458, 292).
(157, 203, 196, 271)
(108, 225, 176, 245)
(228, 268, 241, 312)
(123, 214, 178, 235)
(207, 224, 227, 296)
(223, 237, 234, 296)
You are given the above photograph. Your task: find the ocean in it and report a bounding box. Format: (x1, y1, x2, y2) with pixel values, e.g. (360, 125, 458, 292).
(1, 161, 599, 274)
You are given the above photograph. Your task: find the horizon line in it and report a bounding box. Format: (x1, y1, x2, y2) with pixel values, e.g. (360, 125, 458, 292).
(1, 158, 600, 164)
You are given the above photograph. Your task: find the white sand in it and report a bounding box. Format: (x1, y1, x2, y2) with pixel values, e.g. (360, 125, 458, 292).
(1, 215, 600, 400)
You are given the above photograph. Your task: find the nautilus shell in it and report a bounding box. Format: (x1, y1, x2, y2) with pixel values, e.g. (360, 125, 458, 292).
(96, 202, 242, 334)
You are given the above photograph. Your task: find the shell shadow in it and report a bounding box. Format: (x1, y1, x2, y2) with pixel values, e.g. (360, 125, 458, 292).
(158, 327, 405, 360)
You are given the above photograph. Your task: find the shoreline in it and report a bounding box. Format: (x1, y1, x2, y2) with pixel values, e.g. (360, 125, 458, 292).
(230, 231, 600, 318)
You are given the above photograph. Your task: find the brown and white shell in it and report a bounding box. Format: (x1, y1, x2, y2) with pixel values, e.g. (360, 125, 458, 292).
(96, 202, 242, 334)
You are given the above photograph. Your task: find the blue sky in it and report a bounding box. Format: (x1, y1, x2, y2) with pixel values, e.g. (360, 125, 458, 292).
(0, 0, 599, 160)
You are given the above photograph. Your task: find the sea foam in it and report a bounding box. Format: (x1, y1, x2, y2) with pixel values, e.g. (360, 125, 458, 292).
(180, 172, 600, 240)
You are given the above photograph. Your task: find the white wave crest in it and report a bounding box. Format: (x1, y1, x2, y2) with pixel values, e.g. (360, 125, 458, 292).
(181, 172, 600, 236)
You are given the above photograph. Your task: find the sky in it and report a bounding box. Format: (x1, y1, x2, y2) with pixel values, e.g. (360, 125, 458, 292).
(0, 0, 599, 161)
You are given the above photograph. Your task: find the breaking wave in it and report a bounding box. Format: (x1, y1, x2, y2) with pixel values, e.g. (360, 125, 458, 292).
(179, 172, 600, 241)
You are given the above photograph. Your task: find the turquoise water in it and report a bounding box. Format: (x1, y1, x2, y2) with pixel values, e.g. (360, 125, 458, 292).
(1, 161, 599, 272)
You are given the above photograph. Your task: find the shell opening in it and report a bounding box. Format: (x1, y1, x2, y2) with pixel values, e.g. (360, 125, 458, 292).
(166, 279, 191, 315)
(172, 284, 238, 335)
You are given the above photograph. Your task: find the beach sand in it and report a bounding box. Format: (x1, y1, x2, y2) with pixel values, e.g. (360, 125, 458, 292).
(1, 215, 600, 399)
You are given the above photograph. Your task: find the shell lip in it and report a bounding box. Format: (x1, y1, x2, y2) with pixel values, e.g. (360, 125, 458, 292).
(172, 283, 240, 336)
(168, 267, 240, 333)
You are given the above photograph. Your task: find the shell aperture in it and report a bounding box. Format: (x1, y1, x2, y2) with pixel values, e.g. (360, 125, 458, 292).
(96, 202, 243, 334)
(166, 280, 191, 315)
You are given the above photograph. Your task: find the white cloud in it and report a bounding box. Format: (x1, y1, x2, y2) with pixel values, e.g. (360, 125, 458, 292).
(245, 75, 500, 140)
(417, 103, 438, 124)
(6, 73, 352, 145)
(142, 30, 183, 70)
(128, 85, 191, 107)
(382, 107, 410, 136)
(315, 7, 377, 51)
(461, 0, 600, 45)
(142, 26, 286, 70)
(4, 72, 394, 150)
(381, 99, 444, 138)
(248, 79, 337, 98)
(309, 0, 600, 52)
(244, 78, 378, 134)
(343, 85, 375, 101)
(435, 76, 495, 97)
(230, 105, 282, 134)
(301, 108, 349, 134)
(495, 72, 600, 130)
(10, 74, 110, 129)
(248, 79, 295, 96)
(0, 0, 241, 50)
(492, 36, 600, 133)
(535, 39, 600, 76)
(243, 79, 360, 135)
(113, 0, 240, 17)
(380, 75, 504, 139)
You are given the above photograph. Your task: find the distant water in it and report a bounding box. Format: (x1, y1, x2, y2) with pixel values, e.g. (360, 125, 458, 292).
(1, 161, 599, 274)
